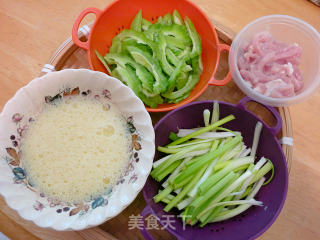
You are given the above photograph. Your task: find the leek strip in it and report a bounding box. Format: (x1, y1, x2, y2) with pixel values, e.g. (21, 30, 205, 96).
(152, 143, 209, 176)
(153, 155, 170, 168)
(177, 197, 194, 210)
(188, 156, 219, 198)
(211, 100, 219, 126)
(168, 115, 235, 146)
(155, 160, 182, 181)
(197, 170, 252, 219)
(154, 185, 173, 203)
(163, 157, 192, 188)
(203, 109, 210, 127)
(239, 147, 251, 157)
(164, 163, 208, 212)
(166, 139, 216, 149)
(173, 135, 243, 185)
(198, 157, 254, 195)
(250, 122, 263, 159)
(209, 177, 265, 223)
(199, 199, 263, 216)
(177, 130, 236, 139)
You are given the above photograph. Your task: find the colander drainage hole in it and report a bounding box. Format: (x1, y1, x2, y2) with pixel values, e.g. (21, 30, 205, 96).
(211, 227, 225, 232)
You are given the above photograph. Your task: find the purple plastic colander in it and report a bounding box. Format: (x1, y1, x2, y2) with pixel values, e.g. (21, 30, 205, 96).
(140, 97, 288, 240)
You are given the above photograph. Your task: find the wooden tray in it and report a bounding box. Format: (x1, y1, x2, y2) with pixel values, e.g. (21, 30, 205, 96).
(37, 25, 293, 240)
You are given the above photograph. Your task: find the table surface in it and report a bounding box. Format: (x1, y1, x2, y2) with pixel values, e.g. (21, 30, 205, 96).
(0, 0, 320, 239)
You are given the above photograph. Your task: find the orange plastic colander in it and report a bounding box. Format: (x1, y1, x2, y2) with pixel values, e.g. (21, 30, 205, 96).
(72, 0, 231, 112)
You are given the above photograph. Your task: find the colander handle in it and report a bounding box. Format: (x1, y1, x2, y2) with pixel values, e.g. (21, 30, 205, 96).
(72, 7, 102, 50)
(140, 206, 185, 240)
(208, 44, 232, 86)
(237, 96, 282, 135)
(140, 205, 156, 240)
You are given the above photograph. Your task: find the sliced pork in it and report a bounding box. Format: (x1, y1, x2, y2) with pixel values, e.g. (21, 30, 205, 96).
(238, 31, 303, 98)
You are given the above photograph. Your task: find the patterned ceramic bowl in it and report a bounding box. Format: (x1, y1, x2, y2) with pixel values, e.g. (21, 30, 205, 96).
(0, 69, 155, 230)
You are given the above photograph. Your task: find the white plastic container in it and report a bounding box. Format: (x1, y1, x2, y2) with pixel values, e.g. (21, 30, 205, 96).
(229, 15, 320, 107)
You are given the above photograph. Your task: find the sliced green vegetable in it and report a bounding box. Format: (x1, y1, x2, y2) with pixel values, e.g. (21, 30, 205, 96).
(160, 24, 192, 46)
(164, 163, 208, 212)
(105, 53, 154, 92)
(96, 10, 202, 108)
(156, 159, 182, 182)
(198, 157, 253, 195)
(154, 185, 173, 203)
(167, 55, 188, 89)
(156, 16, 163, 24)
(150, 106, 275, 227)
(112, 29, 156, 54)
(173, 9, 184, 25)
(173, 135, 242, 185)
(139, 93, 163, 108)
(191, 172, 239, 221)
(169, 132, 179, 141)
(184, 16, 202, 58)
(127, 45, 167, 93)
(142, 18, 152, 31)
(165, 36, 187, 50)
(168, 115, 236, 146)
(114, 65, 142, 92)
(109, 37, 122, 53)
(166, 93, 189, 103)
(130, 10, 142, 32)
(163, 13, 172, 25)
(172, 175, 193, 190)
(166, 48, 180, 66)
(124, 65, 163, 108)
(153, 30, 174, 75)
(167, 44, 183, 55)
(152, 143, 210, 177)
(162, 57, 201, 100)
(95, 50, 111, 74)
(175, 71, 189, 90)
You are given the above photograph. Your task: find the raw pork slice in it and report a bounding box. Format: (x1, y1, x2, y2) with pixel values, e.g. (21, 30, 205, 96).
(238, 31, 303, 98)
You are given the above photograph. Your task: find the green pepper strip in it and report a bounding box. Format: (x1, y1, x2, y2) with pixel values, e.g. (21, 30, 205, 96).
(130, 10, 142, 32)
(162, 13, 173, 25)
(162, 57, 201, 100)
(160, 24, 191, 46)
(142, 18, 152, 31)
(105, 53, 154, 92)
(166, 55, 188, 90)
(112, 29, 156, 55)
(111, 64, 163, 108)
(184, 17, 202, 58)
(95, 50, 111, 74)
(173, 9, 184, 25)
(153, 29, 174, 76)
(126, 45, 167, 93)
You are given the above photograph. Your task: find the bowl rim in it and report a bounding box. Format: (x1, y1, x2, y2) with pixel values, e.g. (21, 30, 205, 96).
(144, 99, 288, 240)
(229, 14, 320, 107)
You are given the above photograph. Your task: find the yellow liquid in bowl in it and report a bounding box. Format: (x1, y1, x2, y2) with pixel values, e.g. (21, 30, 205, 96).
(21, 96, 131, 203)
